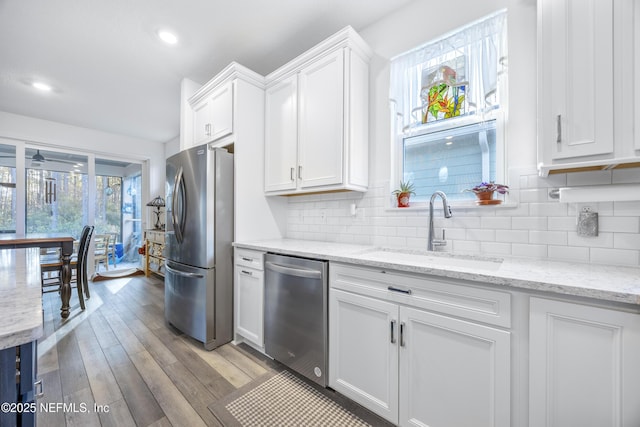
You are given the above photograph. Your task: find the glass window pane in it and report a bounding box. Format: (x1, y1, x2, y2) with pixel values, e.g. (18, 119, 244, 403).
(403, 120, 496, 202)
(25, 148, 88, 238)
(0, 144, 16, 233)
(96, 157, 142, 266)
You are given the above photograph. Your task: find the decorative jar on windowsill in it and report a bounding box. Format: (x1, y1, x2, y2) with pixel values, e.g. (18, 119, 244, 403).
(465, 182, 509, 205)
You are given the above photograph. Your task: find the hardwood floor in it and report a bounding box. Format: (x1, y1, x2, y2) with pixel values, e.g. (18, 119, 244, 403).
(37, 274, 275, 427)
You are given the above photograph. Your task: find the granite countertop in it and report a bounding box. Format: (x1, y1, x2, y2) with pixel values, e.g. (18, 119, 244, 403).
(233, 239, 640, 306)
(0, 248, 44, 350)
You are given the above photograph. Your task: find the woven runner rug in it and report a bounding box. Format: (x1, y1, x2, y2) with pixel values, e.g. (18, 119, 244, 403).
(209, 370, 375, 427)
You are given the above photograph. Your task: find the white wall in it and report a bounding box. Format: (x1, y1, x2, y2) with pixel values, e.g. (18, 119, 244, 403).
(284, 0, 640, 268)
(0, 110, 167, 229)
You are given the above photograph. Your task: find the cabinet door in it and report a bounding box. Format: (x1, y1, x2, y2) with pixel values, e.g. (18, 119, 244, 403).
(192, 81, 234, 146)
(329, 289, 399, 424)
(399, 307, 511, 427)
(539, 0, 614, 160)
(530, 297, 640, 427)
(264, 75, 298, 192)
(192, 97, 212, 147)
(235, 266, 264, 347)
(208, 80, 234, 141)
(298, 49, 344, 189)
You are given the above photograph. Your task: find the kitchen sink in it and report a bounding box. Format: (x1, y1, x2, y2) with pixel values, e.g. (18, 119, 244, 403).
(354, 247, 503, 271)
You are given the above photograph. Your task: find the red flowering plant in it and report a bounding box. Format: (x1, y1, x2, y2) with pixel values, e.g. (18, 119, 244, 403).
(464, 182, 509, 194)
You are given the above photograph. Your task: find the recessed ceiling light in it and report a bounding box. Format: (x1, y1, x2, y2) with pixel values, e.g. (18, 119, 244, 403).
(32, 81, 52, 92)
(157, 30, 178, 45)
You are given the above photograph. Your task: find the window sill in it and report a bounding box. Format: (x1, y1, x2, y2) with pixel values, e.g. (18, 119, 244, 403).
(385, 201, 518, 212)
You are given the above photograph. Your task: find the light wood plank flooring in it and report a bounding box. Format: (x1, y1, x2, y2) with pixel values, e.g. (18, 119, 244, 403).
(37, 274, 276, 427)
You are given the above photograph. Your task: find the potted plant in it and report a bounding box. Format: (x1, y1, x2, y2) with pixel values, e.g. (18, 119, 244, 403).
(465, 181, 509, 204)
(392, 181, 416, 208)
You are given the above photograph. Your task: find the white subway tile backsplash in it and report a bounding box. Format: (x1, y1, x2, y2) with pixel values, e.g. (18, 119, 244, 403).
(466, 228, 496, 241)
(528, 202, 567, 217)
(567, 232, 614, 248)
(480, 241, 512, 256)
(512, 243, 548, 258)
(452, 240, 481, 253)
(614, 233, 640, 250)
(612, 168, 640, 184)
(548, 216, 576, 231)
(614, 201, 640, 216)
(480, 217, 513, 229)
(548, 245, 589, 263)
(590, 248, 639, 267)
(512, 217, 547, 230)
(566, 170, 612, 186)
(599, 217, 640, 233)
(496, 229, 529, 243)
(519, 188, 551, 203)
(283, 172, 640, 268)
(529, 230, 568, 246)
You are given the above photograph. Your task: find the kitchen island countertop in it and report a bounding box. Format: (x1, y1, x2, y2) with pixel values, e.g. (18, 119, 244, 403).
(234, 239, 640, 306)
(0, 248, 44, 350)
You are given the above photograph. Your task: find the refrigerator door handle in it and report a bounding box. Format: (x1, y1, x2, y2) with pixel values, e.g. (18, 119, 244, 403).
(172, 167, 186, 244)
(165, 263, 205, 278)
(265, 261, 322, 279)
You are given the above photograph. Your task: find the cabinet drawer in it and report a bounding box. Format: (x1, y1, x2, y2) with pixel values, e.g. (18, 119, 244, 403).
(235, 248, 265, 271)
(330, 262, 511, 328)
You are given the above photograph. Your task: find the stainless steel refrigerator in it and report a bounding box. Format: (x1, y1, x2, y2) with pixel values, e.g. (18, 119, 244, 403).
(164, 145, 233, 350)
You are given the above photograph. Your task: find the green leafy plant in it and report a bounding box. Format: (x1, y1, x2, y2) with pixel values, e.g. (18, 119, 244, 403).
(392, 180, 416, 196)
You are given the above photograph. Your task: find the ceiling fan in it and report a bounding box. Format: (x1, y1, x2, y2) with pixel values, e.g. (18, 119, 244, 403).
(0, 149, 79, 165)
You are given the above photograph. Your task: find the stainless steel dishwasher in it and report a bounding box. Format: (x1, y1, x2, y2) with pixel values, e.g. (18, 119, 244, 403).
(264, 253, 329, 387)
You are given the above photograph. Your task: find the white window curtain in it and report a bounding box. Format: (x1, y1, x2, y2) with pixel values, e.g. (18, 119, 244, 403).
(390, 9, 507, 132)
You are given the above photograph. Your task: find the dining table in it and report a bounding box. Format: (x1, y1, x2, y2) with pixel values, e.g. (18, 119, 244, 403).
(0, 233, 75, 318)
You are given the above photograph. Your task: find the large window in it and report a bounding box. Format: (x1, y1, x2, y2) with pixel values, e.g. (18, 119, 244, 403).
(0, 144, 16, 233)
(390, 10, 507, 204)
(25, 149, 88, 238)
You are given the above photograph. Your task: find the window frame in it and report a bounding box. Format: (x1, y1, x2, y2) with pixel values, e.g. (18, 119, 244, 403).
(389, 12, 509, 210)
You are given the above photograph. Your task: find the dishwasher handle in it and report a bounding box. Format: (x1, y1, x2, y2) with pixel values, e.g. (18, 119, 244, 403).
(265, 261, 322, 279)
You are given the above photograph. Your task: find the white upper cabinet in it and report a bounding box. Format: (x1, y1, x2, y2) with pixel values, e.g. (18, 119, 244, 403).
(537, 0, 640, 176)
(191, 80, 234, 147)
(264, 75, 298, 192)
(297, 49, 345, 189)
(264, 26, 371, 196)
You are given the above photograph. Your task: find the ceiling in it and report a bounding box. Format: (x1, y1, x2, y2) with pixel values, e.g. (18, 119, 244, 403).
(0, 0, 413, 143)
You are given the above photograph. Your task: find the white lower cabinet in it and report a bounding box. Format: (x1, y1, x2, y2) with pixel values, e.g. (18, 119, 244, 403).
(234, 249, 265, 348)
(330, 289, 398, 422)
(329, 263, 511, 426)
(399, 307, 510, 427)
(530, 297, 640, 427)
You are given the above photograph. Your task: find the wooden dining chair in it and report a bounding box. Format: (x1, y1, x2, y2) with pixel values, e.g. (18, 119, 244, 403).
(40, 225, 94, 310)
(94, 234, 111, 272)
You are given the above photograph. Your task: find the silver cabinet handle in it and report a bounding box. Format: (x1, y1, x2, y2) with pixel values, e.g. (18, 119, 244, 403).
(34, 379, 44, 398)
(240, 270, 253, 276)
(205, 123, 212, 137)
(390, 320, 396, 344)
(298, 165, 302, 180)
(241, 257, 254, 262)
(400, 322, 406, 347)
(388, 286, 412, 295)
(556, 114, 562, 143)
(290, 167, 295, 181)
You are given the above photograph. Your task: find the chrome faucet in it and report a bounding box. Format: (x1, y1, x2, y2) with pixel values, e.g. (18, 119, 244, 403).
(428, 191, 453, 251)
